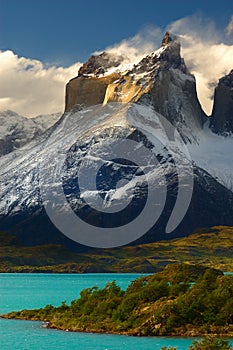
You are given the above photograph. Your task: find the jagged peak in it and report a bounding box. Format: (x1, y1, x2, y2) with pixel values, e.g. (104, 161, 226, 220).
(129, 32, 185, 77)
(78, 51, 124, 77)
(75, 32, 183, 82)
(159, 32, 183, 69)
(77, 32, 182, 80)
(161, 31, 178, 46)
(65, 32, 191, 113)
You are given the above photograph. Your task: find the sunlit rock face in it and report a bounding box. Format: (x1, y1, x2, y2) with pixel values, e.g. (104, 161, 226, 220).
(65, 52, 123, 110)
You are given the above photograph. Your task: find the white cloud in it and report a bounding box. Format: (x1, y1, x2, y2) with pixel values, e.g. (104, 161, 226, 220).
(225, 15, 233, 36)
(0, 50, 81, 117)
(99, 26, 162, 66)
(181, 39, 233, 115)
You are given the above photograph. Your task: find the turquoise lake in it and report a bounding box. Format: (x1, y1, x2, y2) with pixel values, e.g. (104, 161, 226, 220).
(0, 273, 232, 350)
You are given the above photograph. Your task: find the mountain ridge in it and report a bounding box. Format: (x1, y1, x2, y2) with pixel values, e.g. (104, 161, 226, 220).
(0, 110, 61, 156)
(0, 32, 232, 251)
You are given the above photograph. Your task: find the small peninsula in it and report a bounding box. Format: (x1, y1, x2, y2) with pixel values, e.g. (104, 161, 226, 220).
(2, 264, 233, 337)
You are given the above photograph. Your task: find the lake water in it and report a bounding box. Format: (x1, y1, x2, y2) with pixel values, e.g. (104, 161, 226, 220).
(0, 273, 231, 350)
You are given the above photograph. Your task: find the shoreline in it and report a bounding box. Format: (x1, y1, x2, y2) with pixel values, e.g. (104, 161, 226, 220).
(2, 264, 233, 338)
(1, 315, 233, 338)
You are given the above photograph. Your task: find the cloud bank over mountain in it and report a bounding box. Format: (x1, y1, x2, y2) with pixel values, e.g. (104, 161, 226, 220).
(0, 14, 233, 117)
(0, 50, 81, 117)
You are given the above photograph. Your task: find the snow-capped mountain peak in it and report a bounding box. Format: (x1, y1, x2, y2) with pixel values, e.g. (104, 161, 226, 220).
(0, 33, 232, 250)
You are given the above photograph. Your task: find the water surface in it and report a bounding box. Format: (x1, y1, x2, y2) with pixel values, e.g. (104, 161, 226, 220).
(0, 273, 231, 350)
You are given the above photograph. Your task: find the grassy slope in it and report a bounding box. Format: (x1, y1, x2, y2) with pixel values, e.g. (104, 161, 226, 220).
(0, 226, 232, 273)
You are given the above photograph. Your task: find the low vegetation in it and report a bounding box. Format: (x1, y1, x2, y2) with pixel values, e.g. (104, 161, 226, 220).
(162, 336, 233, 349)
(2, 264, 233, 337)
(0, 226, 233, 273)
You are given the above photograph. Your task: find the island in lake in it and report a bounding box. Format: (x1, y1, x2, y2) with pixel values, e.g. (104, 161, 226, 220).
(2, 263, 233, 337)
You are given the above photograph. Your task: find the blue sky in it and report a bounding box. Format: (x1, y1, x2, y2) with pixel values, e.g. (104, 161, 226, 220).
(1, 0, 233, 65)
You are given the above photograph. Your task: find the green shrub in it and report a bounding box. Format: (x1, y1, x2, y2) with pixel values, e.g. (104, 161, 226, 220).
(189, 337, 233, 350)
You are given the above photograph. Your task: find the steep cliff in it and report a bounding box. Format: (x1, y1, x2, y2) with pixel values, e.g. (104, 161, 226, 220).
(210, 69, 233, 135)
(65, 52, 123, 110)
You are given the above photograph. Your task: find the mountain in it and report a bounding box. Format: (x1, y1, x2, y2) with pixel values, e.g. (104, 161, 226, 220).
(0, 110, 61, 156)
(66, 33, 205, 143)
(32, 112, 62, 131)
(0, 33, 232, 251)
(65, 52, 125, 111)
(210, 69, 233, 135)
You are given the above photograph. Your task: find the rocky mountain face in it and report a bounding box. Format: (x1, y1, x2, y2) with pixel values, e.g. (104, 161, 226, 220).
(0, 33, 232, 250)
(65, 52, 124, 111)
(210, 69, 233, 135)
(65, 33, 205, 142)
(0, 110, 61, 156)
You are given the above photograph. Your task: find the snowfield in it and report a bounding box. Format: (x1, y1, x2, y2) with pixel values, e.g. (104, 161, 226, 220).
(189, 122, 233, 191)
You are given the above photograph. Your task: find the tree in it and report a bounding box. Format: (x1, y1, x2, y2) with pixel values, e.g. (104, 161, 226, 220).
(160, 338, 233, 350)
(189, 337, 233, 350)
